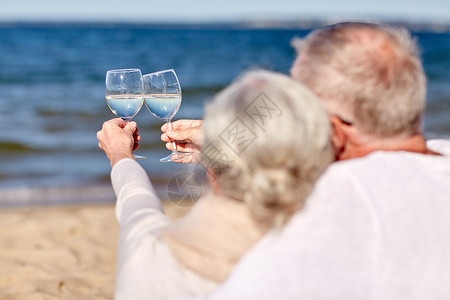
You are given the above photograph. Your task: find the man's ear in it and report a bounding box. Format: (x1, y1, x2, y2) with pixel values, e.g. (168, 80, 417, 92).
(329, 115, 348, 160)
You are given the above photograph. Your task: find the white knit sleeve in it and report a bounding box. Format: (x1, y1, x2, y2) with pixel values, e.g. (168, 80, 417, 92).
(111, 158, 164, 225)
(111, 158, 172, 300)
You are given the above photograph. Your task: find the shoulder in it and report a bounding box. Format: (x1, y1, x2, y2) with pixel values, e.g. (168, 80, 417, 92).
(322, 145, 450, 180)
(303, 148, 450, 229)
(314, 148, 450, 195)
(427, 138, 450, 156)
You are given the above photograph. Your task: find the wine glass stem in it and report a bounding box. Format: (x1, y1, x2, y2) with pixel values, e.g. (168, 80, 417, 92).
(168, 121, 177, 154)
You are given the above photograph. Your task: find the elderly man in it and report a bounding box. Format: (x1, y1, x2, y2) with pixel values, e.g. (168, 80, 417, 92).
(162, 22, 450, 299)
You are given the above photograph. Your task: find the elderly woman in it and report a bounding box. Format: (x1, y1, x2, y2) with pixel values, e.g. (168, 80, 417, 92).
(97, 70, 333, 300)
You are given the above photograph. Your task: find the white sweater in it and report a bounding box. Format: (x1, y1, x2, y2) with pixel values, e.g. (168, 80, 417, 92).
(112, 158, 218, 300)
(188, 140, 450, 300)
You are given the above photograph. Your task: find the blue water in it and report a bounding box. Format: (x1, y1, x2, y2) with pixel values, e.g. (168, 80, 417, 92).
(0, 22, 449, 204)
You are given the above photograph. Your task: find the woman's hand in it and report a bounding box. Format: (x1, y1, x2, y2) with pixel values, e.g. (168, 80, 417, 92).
(97, 118, 141, 167)
(161, 119, 203, 163)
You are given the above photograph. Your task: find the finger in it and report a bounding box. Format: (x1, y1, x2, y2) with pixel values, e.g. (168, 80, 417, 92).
(171, 154, 195, 164)
(133, 134, 141, 142)
(189, 119, 203, 128)
(177, 151, 201, 163)
(166, 142, 183, 151)
(101, 119, 124, 133)
(97, 131, 106, 145)
(161, 133, 170, 143)
(125, 121, 137, 130)
(161, 131, 192, 143)
(124, 121, 137, 134)
(162, 119, 203, 132)
(166, 127, 198, 142)
(132, 142, 139, 151)
(166, 142, 200, 153)
(172, 119, 203, 129)
(108, 118, 127, 127)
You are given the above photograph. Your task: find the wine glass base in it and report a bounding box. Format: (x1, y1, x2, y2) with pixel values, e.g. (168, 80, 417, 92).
(134, 154, 147, 160)
(160, 152, 192, 163)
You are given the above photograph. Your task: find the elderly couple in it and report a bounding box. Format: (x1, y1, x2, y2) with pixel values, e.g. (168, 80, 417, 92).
(97, 22, 450, 300)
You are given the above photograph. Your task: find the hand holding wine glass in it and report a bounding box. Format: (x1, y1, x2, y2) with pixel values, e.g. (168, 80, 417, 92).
(97, 118, 141, 166)
(105, 68, 146, 159)
(160, 119, 203, 163)
(143, 69, 192, 162)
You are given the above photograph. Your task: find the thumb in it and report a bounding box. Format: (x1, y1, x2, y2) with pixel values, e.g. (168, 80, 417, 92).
(124, 121, 137, 134)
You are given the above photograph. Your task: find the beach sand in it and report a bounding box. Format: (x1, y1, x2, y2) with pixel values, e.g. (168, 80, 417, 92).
(0, 201, 190, 300)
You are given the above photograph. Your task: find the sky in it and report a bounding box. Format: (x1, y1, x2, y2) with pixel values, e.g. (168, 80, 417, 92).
(1, 0, 450, 23)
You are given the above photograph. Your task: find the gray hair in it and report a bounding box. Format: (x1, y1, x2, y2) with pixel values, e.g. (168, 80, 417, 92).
(291, 22, 426, 138)
(202, 70, 333, 227)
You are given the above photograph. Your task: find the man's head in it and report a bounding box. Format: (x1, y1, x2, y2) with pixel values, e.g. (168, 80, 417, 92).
(291, 22, 426, 146)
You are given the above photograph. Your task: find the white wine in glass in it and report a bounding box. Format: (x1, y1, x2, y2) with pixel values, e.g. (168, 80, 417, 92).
(143, 69, 191, 162)
(105, 68, 146, 159)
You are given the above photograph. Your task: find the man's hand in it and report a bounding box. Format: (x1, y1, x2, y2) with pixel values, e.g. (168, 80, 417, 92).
(161, 119, 203, 163)
(97, 118, 141, 167)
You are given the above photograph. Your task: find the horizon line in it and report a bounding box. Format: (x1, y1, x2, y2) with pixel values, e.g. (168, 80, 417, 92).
(1, 17, 450, 32)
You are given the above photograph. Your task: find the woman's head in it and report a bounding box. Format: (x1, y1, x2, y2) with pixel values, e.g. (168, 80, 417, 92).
(202, 70, 333, 227)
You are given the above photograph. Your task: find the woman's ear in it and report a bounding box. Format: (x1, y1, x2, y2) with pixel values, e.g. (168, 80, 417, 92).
(206, 168, 220, 194)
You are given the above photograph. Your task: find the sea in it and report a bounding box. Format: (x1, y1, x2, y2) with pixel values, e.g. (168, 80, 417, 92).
(0, 21, 449, 207)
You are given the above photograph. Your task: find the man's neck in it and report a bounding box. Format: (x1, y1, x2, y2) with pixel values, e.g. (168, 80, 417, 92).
(338, 134, 441, 161)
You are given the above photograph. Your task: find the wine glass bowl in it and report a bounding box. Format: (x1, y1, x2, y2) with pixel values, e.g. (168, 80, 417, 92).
(143, 69, 191, 162)
(106, 94, 144, 122)
(143, 72, 181, 122)
(105, 68, 146, 159)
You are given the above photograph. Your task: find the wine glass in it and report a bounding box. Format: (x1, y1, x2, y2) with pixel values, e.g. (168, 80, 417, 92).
(143, 69, 191, 162)
(105, 68, 146, 159)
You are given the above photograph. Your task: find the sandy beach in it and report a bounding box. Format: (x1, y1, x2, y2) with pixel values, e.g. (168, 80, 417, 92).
(0, 201, 190, 300)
